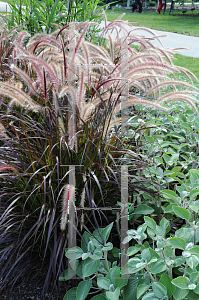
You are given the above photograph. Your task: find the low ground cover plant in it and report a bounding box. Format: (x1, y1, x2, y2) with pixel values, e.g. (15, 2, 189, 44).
(60, 214, 199, 300)
(0, 14, 199, 299)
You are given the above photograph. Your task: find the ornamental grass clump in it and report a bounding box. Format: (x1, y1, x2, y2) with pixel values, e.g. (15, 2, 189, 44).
(0, 17, 199, 298)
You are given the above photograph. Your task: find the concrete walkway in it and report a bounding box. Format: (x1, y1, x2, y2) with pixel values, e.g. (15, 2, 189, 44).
(99, 20, 199, 58)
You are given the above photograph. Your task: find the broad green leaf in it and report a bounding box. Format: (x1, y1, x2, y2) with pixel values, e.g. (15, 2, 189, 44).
(76, 280, 92, 300)
(102, 222, 113, 243)
(147, 227, 155, 239)
(97, 277, 111, 290)
(90, 295, 107, 300)
(88, 241, 95, 252)
(128, 245, 141, 256)
(181, 122, 192, 130)
(82, 258, 100, 277)
(189, 200, 199, 213)
(159, 274, 176, 298)
(164, 170, 175, 176)
(150, 260, 167, 274)
(107, 266, 126, 289)
(102, 242, 113, 252)
(194, 282, 199, 294)
(145, 136, 154, 143)
(162, 189, 177, 203)
(149, 248, 160, 259)
(82, 253, 90, 260)
(144, 216, 156, 231)
(90, 248, 103, 260)
(90, 236, 102, 248)
(152, 282, 167, 298)
(168, 237, 186, 250)
(65, 247, 84, 259)
(69, 259, 79, 271)
(173, 206, 190, 221)
(142, 292, 158, 300)
(63, 287, 77, 300)
(188, 246, 199, 255)
(133, 204, 154, 215)
(93, 228, 103, 243)
(190, 189, 199, 200)
(164, 204, 177, 214)
(160, 217, 170, 232)
(137, 283, 150, 299)
(164, 246, 173, 258)
(176, 227, 199, 244)
(174, 257, 184, 267)
(106, 287, 120, 300)
(185, 290, 199, 299)
(173, 287, 189, 300)
(167, 133, 183, 139)
(186, 255, 199, 269)
(190, 272, 199, 284)
(179, 114, 187, 122)
(123, 275, 140, 300)
(154, 156, 163, 165)
(141, 249, 151, 262)
(172, 276, 189, 289)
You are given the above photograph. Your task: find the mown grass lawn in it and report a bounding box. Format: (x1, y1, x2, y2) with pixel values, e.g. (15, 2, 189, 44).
(173, 54, 199, 80)
(104, 8, 199, 37)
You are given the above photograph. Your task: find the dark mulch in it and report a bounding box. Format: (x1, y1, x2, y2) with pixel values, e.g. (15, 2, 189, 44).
(0, 276, 74, 300)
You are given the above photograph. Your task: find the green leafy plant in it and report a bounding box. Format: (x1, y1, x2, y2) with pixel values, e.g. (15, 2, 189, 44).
(59, 222, 127, 300)
(0, 0, 109, 34)
(122, 216, 199, 300)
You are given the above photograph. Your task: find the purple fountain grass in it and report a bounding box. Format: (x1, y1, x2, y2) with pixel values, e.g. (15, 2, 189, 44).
(0, 18, 199, 298)
(60, 184, 76, 231)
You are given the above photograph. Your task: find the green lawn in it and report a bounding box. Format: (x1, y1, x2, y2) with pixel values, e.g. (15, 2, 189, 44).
(104, 8, 199, 37)
(173, 54, 199, 81)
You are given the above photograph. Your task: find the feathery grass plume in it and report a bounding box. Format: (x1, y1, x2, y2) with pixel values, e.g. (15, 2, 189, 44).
(81, 103, 95, 122)
(81, 40, 90, 85)
(68, 114, 77, 150)
(59, 85, 77, 105)
(77, 71, 84, 110)
(60, 184, 75, 231)
(149, 81, 199, 98)
(0, 122, 8, 137)
(113, 96, 168, 117)
(80, 173, 86, 230)
(10, 64, 38, 96)
(17, 30, 31, 46)
(18, 55, 59, 90)
(0, 164, 18, 173)
(0, 86, 41, 112)
(58, 116, 66, 139)
(31, 38, 61, 54)
(107, 34, 114, 62)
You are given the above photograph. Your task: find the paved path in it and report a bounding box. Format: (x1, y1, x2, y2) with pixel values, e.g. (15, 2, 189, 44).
(99, 20, 199, 58)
